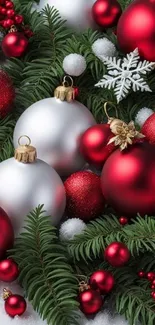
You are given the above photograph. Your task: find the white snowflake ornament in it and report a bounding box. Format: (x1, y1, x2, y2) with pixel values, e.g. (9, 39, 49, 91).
(95, 48, 154, 103)
(63, 54, 87, 76)
(92, 38, 116, 59)
(60, 218, 86, 241)
(135, 107, 154, 127)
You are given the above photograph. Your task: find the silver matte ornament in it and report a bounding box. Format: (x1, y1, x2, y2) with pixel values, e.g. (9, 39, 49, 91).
(36, 0, 96, 31)
(0, 136, 66, 235)
(13, 82, 96, 177)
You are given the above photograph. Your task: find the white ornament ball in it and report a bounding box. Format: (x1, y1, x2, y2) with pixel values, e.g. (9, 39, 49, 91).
(13, 98, 96, 177)
(0, 157, 66, 235)
(36, 0, 96, 31)
(60, 218, 86, 241)
(63, 54, 87, 76)
(135, 107, 154, 127)
(92, 38, 116, 59)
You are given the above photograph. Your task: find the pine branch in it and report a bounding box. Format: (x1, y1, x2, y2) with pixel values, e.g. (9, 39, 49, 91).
(10, 205, 79, 325)
(0, 115, 15, 161)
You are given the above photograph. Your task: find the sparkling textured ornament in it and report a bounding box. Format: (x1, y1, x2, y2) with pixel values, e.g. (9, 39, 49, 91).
(0, 208, 14, 259)
(89, 270, 115, 294)
(13, 85, 96, 177)
(117, 0, 155, 61)
(0, 259, 19, 282)
(119, 216, 128, 226)
(92, 38, 116, 59)
(0, 136, 66, 235)
(0, 70, 15, 118)
(147, 272, 155, 281)
(135, 107, 154, 128)
(104, 242, 130, 267)
(2, 31, 28, 58)
(63, 54, 86, 77)
(64, 171, 105, 221)
(141, 113, 155, 144)
(59, 218, 86, 241)
(92, 0, 122, 28)
(3, 289, 26, 317)
(101, 142, 155, 216)
(78, 289, 103, 315)
(138, 270, 146, 278)
(79, 124, 115, 168)
(36, 0, 96, 31)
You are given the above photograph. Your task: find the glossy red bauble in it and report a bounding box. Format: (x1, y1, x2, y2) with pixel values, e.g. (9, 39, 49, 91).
(5, 294, 26, 317)
(14, 14, 24, 25)
(90, 270, 115, 294)
(64, 171, 105, 221)
(117, 0, 155, 61)
(79, 289, 103, 315)
(4, 18, 14, 28)
(119, 217, 128, 226)
(2, 32, 28, 58)
(5, 1, 14, 9)
(92, 0, 122, 28)
(6, 9, 15, 18)
(101, 142, 155, 216)
(0, 207, 14, 259)
(0, 259, 19, 282)
(147, 272, 155, 281)
(151, 292, 155, 299)
(138, 270, 146, 278)
(80, 124, 115, 168)
(104, 242, 130, 267)
(141, 113, 155, 144)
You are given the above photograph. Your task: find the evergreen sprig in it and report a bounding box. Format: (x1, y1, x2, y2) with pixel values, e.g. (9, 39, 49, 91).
(10, 205, 79, 325)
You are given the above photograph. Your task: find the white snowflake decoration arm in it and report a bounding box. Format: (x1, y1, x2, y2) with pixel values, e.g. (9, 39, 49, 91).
(95, 48, 154, 103)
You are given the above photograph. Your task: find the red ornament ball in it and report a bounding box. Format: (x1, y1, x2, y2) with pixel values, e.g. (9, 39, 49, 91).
(0, 70, 15, 118)
(147, 272, 155, 282)
(141, 113, 155, 145)
(5, 294, 26, 317)
(0, 207, 14, 259)
(79, 124, 115, 168)
(138, 270, 146, 278)
(151, 291, 155, 299)
(6, 9, 15, 18)
(119, 216, 128, 226)
(2, 31, 28, 58)
(104, 242, 130, 267)
(89, 270, 115, 294)
(79, 289, 102, 315)
(14, 14, 24, 25)
(64, 171, 105, 221)
(5, 1, 14, 9)
(152, 279, 155, 286)
(92, 0, 122, 28)
(117, 0, 155, 61)
(101, 142, 155, 216)
(0, 259, 19, 282)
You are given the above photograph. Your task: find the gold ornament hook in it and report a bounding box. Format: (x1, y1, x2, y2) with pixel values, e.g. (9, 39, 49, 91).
(3, 288, 12, 300)
(104, 102, 118, 121)
(54, 75, 75, 102)
(18, 135, 31, 147)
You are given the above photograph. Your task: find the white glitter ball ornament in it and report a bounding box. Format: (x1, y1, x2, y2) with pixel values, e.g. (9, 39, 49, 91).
(92, 38, 116, 59)
(135, 107, 154, 127)
(0, 136, 66, 235)
(60, 218, 86, 240)
(13, 79, 96, 177)
(63, 54, 87, 76)
(36, 0, 96, 31)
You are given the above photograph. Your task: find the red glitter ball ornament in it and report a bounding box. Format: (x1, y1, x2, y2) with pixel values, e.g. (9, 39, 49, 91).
(104, 242, 130, 267)
(0, 70, 15, 118)
(0, 259, 19, 282)
(147, 272, 155, 281)
(141, 113, 155, 145)
(89, 270, 115, 294)
(78, 289, 103, 315)
(64, 171, 105, 221)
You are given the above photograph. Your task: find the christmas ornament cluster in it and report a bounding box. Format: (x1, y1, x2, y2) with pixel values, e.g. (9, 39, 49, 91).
(138, 269, 155, 301)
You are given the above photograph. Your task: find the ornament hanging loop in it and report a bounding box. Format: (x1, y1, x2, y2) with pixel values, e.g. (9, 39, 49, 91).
(18, 135, 31, 147)
(104, 102, 118, 121)
(62, 75, 74, 88)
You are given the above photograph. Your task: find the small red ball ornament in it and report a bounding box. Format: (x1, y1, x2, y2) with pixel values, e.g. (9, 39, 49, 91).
(141, 113, 155, 145)
(6, 9, 15, 18)
(104, 242, 130, 267)
(79, 289, 103, 315)
(138, 270, 146, 278)
(151, 291, 155, 299)
(5, 1, 14, 9)
(0, 207, 14, 259)
(4, 289, 26, 317)
(119, 217, 128, 226)
(79, 124, 115, 168)
(2, 31, 28, 58)
(64, 171, 105, 221)
(89, 270, 115, 294)
(147, 272, 155, 281)
(101, 142, 155, 217)
(0, 259, 19, 282)
(0, 70, 15, 118)
(117, 0, 155, 61)
(14, 14, 24, 25)
(92, 0, 122, 28)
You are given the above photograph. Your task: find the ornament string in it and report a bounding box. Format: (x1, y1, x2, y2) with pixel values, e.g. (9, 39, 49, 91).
(103, 102, 118, 121)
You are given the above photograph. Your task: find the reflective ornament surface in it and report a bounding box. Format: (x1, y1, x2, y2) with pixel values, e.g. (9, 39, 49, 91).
(13, 98, 96, 177)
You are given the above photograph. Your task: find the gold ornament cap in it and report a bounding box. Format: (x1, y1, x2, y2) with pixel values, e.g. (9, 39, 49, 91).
(54, 76, 75, 102)
(79, 281, 90, 293)
(3, 288, 12, 300)
(14, 135, 37, 163)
